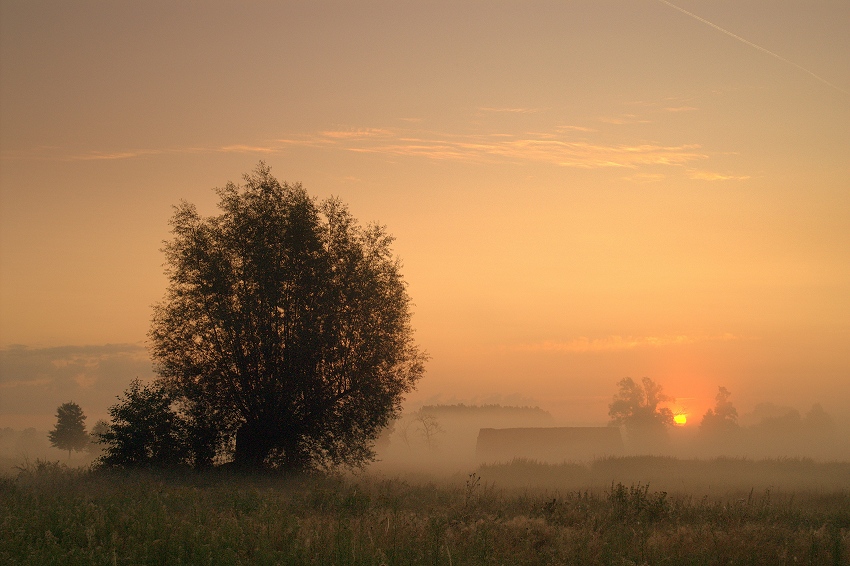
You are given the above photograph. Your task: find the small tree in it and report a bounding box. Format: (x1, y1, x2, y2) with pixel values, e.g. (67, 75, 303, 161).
(700, 386, 739, 436)
(608, 377, 674, 447)
(98, 379, 188, 468)
(48, 402, 88, 460)
(85, 419, 110, 457)
(414, 411, 444, 451)
(803, 403, 834, 433)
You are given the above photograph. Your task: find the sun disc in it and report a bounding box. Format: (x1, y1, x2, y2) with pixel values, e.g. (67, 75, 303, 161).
(674, 414, 687, 425)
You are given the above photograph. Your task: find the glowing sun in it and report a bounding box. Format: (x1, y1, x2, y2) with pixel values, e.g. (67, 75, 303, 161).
(673, 414, 688, 425)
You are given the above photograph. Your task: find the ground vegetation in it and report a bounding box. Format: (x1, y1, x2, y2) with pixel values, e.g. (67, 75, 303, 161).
(2, 458, 848, 565)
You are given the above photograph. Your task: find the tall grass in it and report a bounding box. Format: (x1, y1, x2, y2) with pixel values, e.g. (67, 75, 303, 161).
(1, 458, 848, 565)
(480, 455, 850, 492)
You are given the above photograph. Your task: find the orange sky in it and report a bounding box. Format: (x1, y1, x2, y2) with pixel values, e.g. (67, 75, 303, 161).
(1, 1, 848, 429)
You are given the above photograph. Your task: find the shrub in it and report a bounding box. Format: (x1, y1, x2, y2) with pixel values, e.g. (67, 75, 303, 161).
(98, 379, 189, 468)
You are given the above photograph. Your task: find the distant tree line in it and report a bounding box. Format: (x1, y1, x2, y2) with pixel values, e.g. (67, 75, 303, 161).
(607, 377, 838, 458)
(419, 404, 553, 418)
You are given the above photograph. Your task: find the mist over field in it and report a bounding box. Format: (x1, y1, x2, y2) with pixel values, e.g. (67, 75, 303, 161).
(4, 398, 848, 488)
(3, 346, 849, 483)
(367, 402, 850, 478)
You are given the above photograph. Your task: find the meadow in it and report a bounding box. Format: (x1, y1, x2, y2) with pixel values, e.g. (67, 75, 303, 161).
(2, 457, 849, 565)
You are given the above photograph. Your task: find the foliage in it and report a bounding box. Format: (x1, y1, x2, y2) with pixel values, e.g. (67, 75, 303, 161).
(85, 420, 109, 457)
(148, 164, 425, 471)
(608, 377, 674, 442)
(607, 481, 669, 522)
(804, 403, 836, 432)
(98, 379, 189, 469)
(48, 402, 88, 458)
(700, 386, 739, 435)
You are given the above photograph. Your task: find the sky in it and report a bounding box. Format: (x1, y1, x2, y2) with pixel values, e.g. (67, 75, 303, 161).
(1, 0, 848, 431)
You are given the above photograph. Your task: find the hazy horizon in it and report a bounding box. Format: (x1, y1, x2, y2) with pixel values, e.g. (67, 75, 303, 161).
(2, 2, 848, 444)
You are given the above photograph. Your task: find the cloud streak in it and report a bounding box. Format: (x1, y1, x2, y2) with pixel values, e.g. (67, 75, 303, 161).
(276, 129, 708, 169)
(5, 106, 751, 178)
(688, 169, 751, 181)
(658, 0, 849, 96)
(478, 107, 544, 114)
(53, 128, 708, 170)
(514, 333, 744, 353)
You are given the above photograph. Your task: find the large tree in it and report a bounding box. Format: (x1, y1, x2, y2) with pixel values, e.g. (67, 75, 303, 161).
(608, 377, 674, 446)
(48, 401, 88, 459)
(149, 164, 425, 471)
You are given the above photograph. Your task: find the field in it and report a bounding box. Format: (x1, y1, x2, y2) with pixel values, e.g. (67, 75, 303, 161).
(2, 458, 849, 565)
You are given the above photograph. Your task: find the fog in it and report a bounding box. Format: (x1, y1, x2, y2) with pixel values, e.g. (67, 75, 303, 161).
(367, 401, 850, 480)
(2, 345, 849, 486)
(0, 402, 850, 475)
(0, 427, 103, 475)
(2, 398, 848, 497)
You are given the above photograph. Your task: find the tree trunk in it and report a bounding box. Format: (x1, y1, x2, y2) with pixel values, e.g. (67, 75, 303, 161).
(281, 436, 310, 473)
(234, 422, 271, 469)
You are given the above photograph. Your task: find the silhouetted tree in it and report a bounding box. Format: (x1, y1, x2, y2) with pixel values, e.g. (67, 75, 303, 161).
(48, 402, 88, 459)
(85, 419, 110, 457)
(699, 386, 739, 435)
(803, 403, 834, 433)
(608, 377, 674, 445)
(149, 163, 425, 471)
(414, 411, 444, 451)
(748, 403, 802, 434)
(98, 379, 189, 468)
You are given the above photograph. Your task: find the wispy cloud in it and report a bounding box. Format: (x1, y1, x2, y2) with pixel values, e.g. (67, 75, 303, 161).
(338, 134, 706, 168)
(40, 131, 709, 170)
(478, 107, 544, 114)
(200, 128, 706, 169)
(513, 333, 744, 353)
(599, 114, 653, 125)
(622, 172, 667, 183)
(318, 128, 395, 140)
(7, 117, 728, 174)
(664, 106, 698, 113)
(71, 149, 164, 161)
(0, 343, 154, 419)
(688, 169, 751, 181)
(556, 125, 597, 133)
(218, 144, 280, 154)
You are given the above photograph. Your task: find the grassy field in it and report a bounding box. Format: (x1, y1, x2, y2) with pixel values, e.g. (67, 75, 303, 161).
(2, 458, 849, 565)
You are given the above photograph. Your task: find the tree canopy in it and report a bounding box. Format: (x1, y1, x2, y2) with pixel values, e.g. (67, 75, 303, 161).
(147, 163, 425, 471)
(98, 379, 188, 468)
(608, 377, 674, 443)
(48, 401, 88, 459)
(699, 386, 739, 436)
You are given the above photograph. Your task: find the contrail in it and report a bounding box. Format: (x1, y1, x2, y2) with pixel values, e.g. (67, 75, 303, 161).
(657, 0, 849, 96)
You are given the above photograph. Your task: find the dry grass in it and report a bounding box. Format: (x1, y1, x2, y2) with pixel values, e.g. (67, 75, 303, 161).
(1, 458, 848, 565)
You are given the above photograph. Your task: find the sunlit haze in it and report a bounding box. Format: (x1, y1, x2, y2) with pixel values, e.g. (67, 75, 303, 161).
(1, 1, 848, 438)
